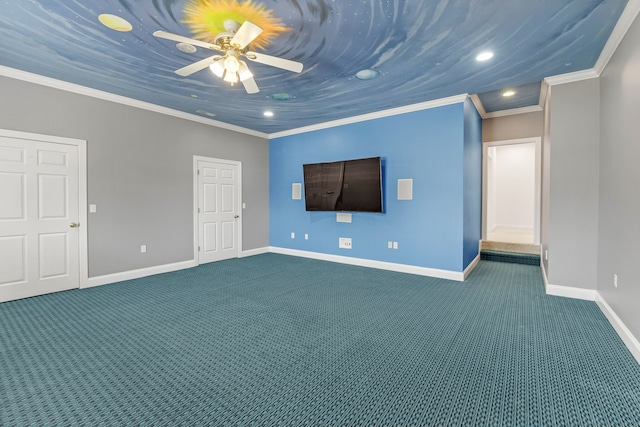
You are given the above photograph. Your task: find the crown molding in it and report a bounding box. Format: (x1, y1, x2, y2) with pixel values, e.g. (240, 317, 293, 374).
(268, 94, 469, 139)
(470, 93, 542, 120)
(469, 94, 487, 118)
(0, 66, 268, 139)
(544, 69, 599, 86)
(483, 105, 543, 119)
(594, 0, 640, 75)
(538, 79, 549, 108)
(6, 0, 638, 141)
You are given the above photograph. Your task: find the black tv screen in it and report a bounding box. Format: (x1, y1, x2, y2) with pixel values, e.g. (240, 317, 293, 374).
(303, 157, 383, 212)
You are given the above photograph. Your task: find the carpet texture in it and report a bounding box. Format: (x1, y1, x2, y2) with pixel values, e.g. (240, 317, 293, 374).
(480, 250, 541, 265)
(2, 254, 639, 426)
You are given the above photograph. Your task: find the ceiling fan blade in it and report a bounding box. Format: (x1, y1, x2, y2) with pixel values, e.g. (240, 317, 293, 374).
(242, 77, 260, 94)
(153, 30, 219, 51)
(175, 56, 220, 76)
(230, 21, 263, 49)
(246, 51, 303, 73)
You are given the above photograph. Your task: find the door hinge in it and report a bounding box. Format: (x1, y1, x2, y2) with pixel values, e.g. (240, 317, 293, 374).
(198, 246, 201, 251)
(198, 207, 201, 213)
(197, 169, 200, 175)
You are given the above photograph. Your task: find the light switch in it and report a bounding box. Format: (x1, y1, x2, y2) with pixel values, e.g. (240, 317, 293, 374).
(89, 204, 97, 213)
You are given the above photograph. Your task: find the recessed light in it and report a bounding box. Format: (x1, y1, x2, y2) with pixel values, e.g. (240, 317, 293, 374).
(264, 111, 274, 117)
(476, 51, 494, 62)
(502, 88, 516, 97)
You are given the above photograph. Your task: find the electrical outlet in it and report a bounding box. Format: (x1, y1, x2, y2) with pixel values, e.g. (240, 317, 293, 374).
(291, 232, 295, 239)
(141, 245, 147, 253)
(339, 237, 352, 249)
(388, 241, 393, 249)
(614, 274, 618, 288)
(305, 234, 309, 240)
(393, 242, 398, 249)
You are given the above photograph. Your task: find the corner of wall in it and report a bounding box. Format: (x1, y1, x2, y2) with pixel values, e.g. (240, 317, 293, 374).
(596, 293, 640, 364)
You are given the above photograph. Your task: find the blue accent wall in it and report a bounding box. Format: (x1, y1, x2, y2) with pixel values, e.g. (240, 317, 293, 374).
(463, 98, 483, 269)
(270, 102, 481, 273)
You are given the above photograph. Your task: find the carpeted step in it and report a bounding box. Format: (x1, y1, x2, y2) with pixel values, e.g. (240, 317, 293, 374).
(480, 249, 540, 265)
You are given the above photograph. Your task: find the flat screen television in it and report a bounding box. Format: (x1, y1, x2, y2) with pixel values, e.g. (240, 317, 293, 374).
(303, 157, 383, 212)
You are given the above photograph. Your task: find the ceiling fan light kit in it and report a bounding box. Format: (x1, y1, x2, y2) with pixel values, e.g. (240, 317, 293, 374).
(154, 19, 303, 94)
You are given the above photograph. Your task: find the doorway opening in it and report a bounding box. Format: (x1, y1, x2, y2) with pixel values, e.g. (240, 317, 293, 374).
(482, 137, 541, 250)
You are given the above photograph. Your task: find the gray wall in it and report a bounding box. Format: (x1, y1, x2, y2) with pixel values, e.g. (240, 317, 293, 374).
(482, 111, 543, 142)
(545, 78, 600, 289)
(597, 12, 640, 339)
(0, 76, 269, 277)
(541, 90, 551, 274)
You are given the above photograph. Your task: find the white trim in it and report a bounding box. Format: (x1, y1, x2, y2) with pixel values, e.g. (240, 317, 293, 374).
(593, 0, 640, 75)
(469, 94, 487, 118)
(268, 94, 468, 138)
(482, 105, 543, 119)
(269, 247, 466, 281)
(0, 128, 89, 289)
(85, 260, 197, 288)
(0, 66, 267, 139)
(193, 157, 200, 264)
(470, 93, 543, 120)
(541, 262, 640, 363)
(544, 69, 599, 86)
(482, 137, 542, 245)
(545, 283, 597, 301)
(541, 258, 550, 291)
(541, 262, 597, 301)
(193, 156, 243, 265)
(538, 80, 549, 109)
(241, 247, 270, 257)
(595, 293, 640, 364)
(463, 254, 481, 280)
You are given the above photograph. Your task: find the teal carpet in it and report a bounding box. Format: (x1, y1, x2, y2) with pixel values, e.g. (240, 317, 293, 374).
(2, 254, 639, 426)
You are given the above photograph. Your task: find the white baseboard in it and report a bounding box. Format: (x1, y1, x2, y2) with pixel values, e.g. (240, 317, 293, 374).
(463, 254, 481, 280)
(596, 293, 640, 364)
(85, 259, 197, 288)
(540, 261, 597, 301)
(269, 247, 466, 281)
(241, 247, 270, 257)
(545, 284, 597, 301)
(541, 262, 639, 364)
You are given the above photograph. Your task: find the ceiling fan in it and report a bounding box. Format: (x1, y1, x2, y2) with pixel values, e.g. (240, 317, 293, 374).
(154, 20, 303, 94)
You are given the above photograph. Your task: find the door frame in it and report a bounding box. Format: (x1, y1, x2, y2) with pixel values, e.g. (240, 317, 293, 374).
(192, 156, 242, 265)
(482, 137, 541, 245)
(0, 128, 88, 289)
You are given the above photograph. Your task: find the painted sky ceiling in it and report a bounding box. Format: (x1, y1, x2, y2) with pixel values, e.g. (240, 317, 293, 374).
(0, 0, 629, 134)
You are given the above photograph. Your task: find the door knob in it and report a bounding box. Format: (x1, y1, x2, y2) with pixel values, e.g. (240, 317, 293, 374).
(70, 222, 79, 228)
(234, 215, 239, 219)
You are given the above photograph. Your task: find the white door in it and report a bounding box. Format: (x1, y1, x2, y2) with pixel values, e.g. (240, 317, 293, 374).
(196, 158, 241, 264)
(0, 136, 80, 302)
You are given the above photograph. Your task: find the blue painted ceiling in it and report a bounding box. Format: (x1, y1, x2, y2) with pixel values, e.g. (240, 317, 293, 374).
(477, 82, 543, 113)
(0, 1, 629, 134)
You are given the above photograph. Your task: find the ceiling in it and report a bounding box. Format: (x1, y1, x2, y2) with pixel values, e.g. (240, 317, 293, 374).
(0, 1, 629, 135)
